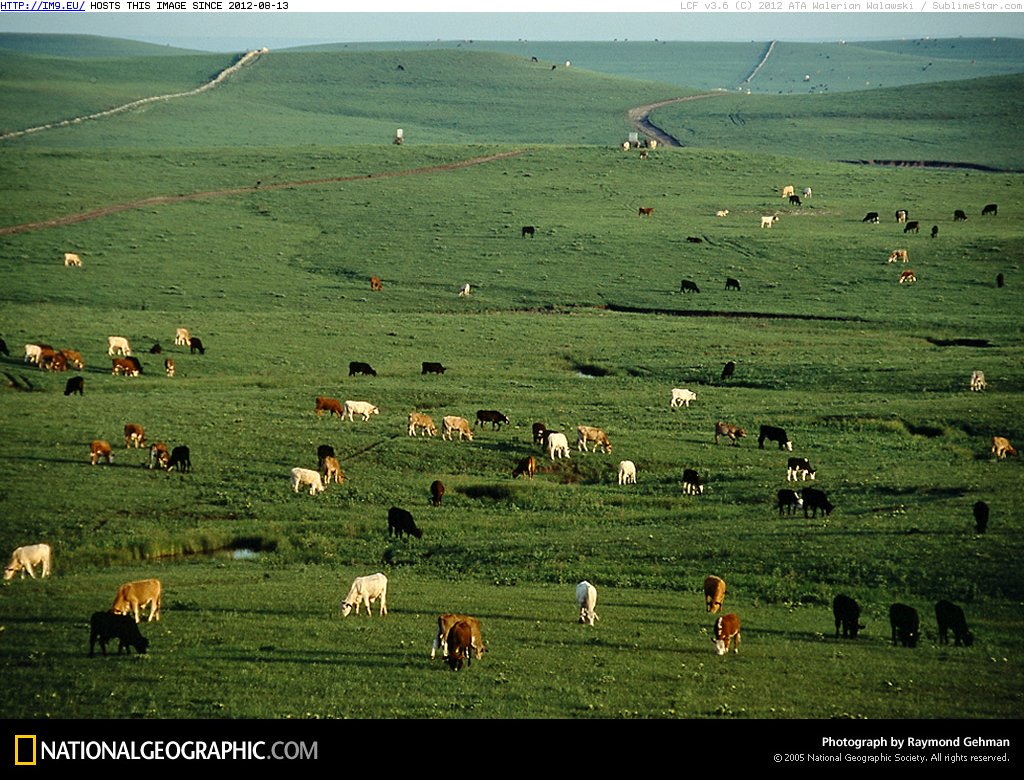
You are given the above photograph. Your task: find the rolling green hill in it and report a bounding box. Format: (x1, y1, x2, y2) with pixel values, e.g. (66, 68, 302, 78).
(0, 33, 202, 58)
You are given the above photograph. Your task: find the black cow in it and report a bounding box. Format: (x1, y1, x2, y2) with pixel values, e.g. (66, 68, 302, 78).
(89, 611, 149, 656)
(0, 338, 8, 356)
(903, 221, 920, 234)
(801, 487, 833, 517)
(833, 594, 864, 639)
(317, 444, 335, 469)
(789, 195, 802, 206)
(862, 212, 880, 223)
(786, 457, 815, 481)
(521, 225, 536, 238)
(930, 225, 939, 239)
(348, 361, 377, 377)
(388, 506, 422, 539)
(64, 376, 84, 396)
(189, 337, 205, 355)
(680, 280, 700, 293)
(167, 446, 191, 473)
(982, 203, 998, 216)
(935, 600, 973, 647)
(996, 273, 1005, 288)
(149, 343, 162, 354)
(430, 480, 445, 507)
(758, 425, 792, 451)
(889, 603, 920, 648)
(421, 362, 446, 375)
(123, 356, 143, 374)
(720, 361, 736, 381)
(686, 236, 703, 244)
(725, 277, 741, 291)
(777, 489, 802, 516)
(973, 500, 989, 534)
(475, 410, 509, 430)
(953, 209, 968, 222)
(682, 468, 703, 495)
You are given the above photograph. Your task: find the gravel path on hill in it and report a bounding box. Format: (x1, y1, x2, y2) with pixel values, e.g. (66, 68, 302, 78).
(0, 149, 529, 237)
(627, 92, 729, 147)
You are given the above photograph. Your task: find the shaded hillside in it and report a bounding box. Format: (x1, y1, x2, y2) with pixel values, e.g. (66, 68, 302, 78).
(0, 33, 202, 57)
(648, 73, 1024, 170)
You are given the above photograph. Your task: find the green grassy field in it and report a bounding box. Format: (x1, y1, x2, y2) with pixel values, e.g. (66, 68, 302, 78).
(0, 38, 1022, 720)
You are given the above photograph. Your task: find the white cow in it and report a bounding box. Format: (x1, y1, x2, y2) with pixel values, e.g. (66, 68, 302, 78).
(802, 187, 812, 198)
(970, 370, 987, 392)
(715, 209, 729, 218)
(63, 252, 82, 267)
(760, 215, 779, 229)
(442, 416, 474, 441)
(617, 460, 637, 485)
(340, 572, 388, 616)
(107, 336, 132, 356)
(576, 581, 599, 625)
(4, 543, 52, 581)
(458, 283, 471, 297)
(343, 400, 379, 421)
(670, 388, 697, 409)
(547, 432, 571, 460)
(23, 344, 42, 364)
(174, 327, 191, 346)
(290, 467, 325, 496)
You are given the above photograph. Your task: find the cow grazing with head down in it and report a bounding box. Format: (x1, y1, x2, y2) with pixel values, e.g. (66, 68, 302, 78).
(862, 212, 880, 224)
(953, 209, 968, 222)
(982, 203, 998, 216)
(577, 425, 612, 454)
(340, 573, 388, 617)
(291, 467, 324, 495)
(189, 337, 205, 355)
(704, 575, 726, 613)
(388, 507, 422, 539)
(532, 422, 548, 446)
(895, 209, 908, 224)
(777, 489, 803, 516)
(60, 350, 84, 370)
(421, 362, 446, 375)
(721, 361, 736, 380)
(89, 611, 148, 656)
(638, 207, 655, 217)
(149, 442, 170, 470)
(123, 424, 145, 449)
(888, 249, 909, 264)
(370, 276, 383, 292)
(991, 436, 1017, 459)
(111, 358, 141, 377)
(547, 432, 571, 460)
(90, 440, 113, 466)
(576, 581, 599, 625)
(833, 594, 864, 639)
(64, 252, 83, 267)
(107, 336, 131, 357)
(889, 603, 920, 648)
(343, 400, 379, 422)
(713, 613, 741, 655)
(801, 487, 833, 517)
(348, 361, 377, 377)
(4, 543, 52, 581)
(446, 621, 475, 671)
(64, 376, 84, 396)
(522, 225, 536, 238)
(475, 410, 510, 430)
(682, 468, 703, 495)
(164, 359, 175, 377)
(167, 446, 191, 473)
(973, 500, 989, 534)
(175, 328, 190, 346)
(715, 210, 729, 218)
(112, 579, 162, 623)
(671, 388, 697, 409)
(714, 422, 746, 445)
(408, 412, 437, 437)
(789, 195, 802, 206)
(786, 457, 815, 481)
(617, 460, 637, 485)
(430, 480, 445, 506)
(680, 280, 700, 294)
(899, 270, 917, 284)
(442, 416, 473, 441)
(432, 614, 485, 661)
(322, 456, 344, 485)
(757, 425, 792, 451)
(970, 371, 987, 392)
(935, 600, 973, 647)
(781, 186, 794, 198)
(903, 221, 920, 234)
(513, 456, 536, 480)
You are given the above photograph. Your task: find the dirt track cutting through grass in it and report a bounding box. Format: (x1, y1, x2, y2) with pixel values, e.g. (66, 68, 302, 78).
(0, 149, 529, 236)
(627, 93, 728, 147)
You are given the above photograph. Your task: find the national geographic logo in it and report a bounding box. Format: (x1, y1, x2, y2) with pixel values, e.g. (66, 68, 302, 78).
(14, 735, 37, 766)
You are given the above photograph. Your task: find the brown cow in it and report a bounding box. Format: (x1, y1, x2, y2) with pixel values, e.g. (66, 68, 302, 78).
(713, 613, 741, 655)
(60, 349, 84, 369)
(315, 396, 343, 418)
(714, 421, 746, 445)
(111, 579, 162, 623)
(991, 436, 1018, 459)
(430, 480, 445, 507)
(149, 442, 170, 470)
(446, 620, 475, 671)
(704, 575, 726, 614)
(432, 614, 485, 662)
(322, 455, 345, 485)
(638, 207, 655, 217)
(164, 358, 175, 377)
(111, 358, 140, 376)
(512, 455, 536, 480)
(123, 424, 145, 449)
(90, 440, 113, 466)
(899, 269, 917, 284)
(370, 276, 383, 292)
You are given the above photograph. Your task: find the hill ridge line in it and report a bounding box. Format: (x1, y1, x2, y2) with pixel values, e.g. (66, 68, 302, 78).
(0, 48, 267, 143)
(0, 149, 530, 236)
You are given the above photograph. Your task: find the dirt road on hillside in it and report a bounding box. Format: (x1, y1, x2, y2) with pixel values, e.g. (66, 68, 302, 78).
(0, 149, 529, 237)
(627, 93, 729, 147)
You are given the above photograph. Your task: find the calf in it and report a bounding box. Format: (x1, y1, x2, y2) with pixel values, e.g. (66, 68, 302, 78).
(801, 487, 833, 517)
(725, 277, 741, 291)
(343, 400, 379, 422)
(442, 416, 473, 441)
(712, 613, 741, 655)
(899, 269, 917, 284)
(862, 212, 880, 223)
(671, 388, 697, 409)
(679, 280, 700, 294)
(408, 412, 437, 437)
(721, 361, 735, 380)
(982, 203, 997, 216)
(421, 361, 446, 375)
(760, 215, 778, 229)
(931, 225, 939, 238)
(90, 440, 113, 466)
(348, 361, 376, 377)
(512, 456, 536, 480)
(887, 249, 909, 264)
(167, 446, 191, 473)
(714, 421, 746, 446)
(430, 480, 445, 506)
(89, 612, 149, 656)
(832, 594, 864, 639)
(388, 507, 422, 539)
(889, 603, 920, 648)
(475, 410, 510, 430)
(973, 500, 989, 534)
(704, 575, 726, 614)
(547, 432, 571, 460)
(189, 337, 205, 355)
(777, 489, 803, 516)
(682, 468, 703, 495)
(64, 376, 84, 396)
(786, 457, 816, 481)
(903, 221, 920, 234)
(758, 425, 792, 451)
(577, 425, 612, 454)
(935, 600, 973, 647)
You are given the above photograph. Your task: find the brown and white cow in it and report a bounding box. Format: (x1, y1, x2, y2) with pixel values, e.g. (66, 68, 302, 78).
(60, 350, 84, 370)
(164, 358, 175, 377)
(370, 276, 383, 292)
(704, 575, 726, 614)
(899, 270, 917, 284)
(90, 440, 113, 466)
(446, 620, 475, 671)
(123, 423, 145, 449)
(149, 442, 170, 470)
(111, 357, 141, 376)
(638, 207, 655, 217)
(888, 249, 909, 263)
(713, 613, 741, 655)
(431, 614, 485, 661)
